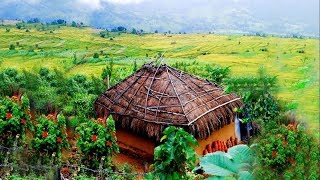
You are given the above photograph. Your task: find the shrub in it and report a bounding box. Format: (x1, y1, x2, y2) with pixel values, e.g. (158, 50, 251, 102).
(75, 117, 119, 169)
(0, 68, 26, 96)
(67, 93, 96, 118)
(31, 113, 69, 164)
(205, 65, 230, 84)
(9, 44, 15, 50)
(146, 126, 198, 179)
(0, 95, 33, 147)
(297, 49, 305, 53)
(254, 120, 320, 179)
(93, 53, 99, 58)
(260, 47, 268, 52)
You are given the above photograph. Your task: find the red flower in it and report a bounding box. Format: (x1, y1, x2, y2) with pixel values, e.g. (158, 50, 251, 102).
(57, 137, 62, 143)
(62, 129, 67, 135)
(26, 111, 31, 116)
(92, 135, 98, 142)
(26, 129, 31, 133)
(20, 119, 26, 125)
(6, 113, 12, 119)
(283, 140, 288, 145)
(287, 157, 291, 162)
(42, 131, 48, 138)
(272, 150, 277, 158)
(106, 141, 111, 146)
(75, 133, 80, 139)
(112, 133, 116, 138)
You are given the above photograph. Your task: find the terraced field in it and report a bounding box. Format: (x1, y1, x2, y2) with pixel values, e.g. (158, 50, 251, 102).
(0, 26, 318, 130)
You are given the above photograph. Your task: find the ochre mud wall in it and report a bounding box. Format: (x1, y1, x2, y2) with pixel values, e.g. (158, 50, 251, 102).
(116, 128, 156, 157)
(195, 122, 236, 155)
(116, 122, 235, 160)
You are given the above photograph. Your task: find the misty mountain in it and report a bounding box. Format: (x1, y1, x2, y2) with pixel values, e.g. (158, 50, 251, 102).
(0, 0, 318, 36)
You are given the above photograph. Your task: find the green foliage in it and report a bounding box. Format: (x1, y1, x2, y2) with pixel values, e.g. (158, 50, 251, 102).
(71, 21, 77, 27)
(31, 114, 69, 164)
(93, 52, 99, 58)
(75, 117, 119, 169)
(99, 30, 109, 38)
(0, 95, 33, 147)
(205, 65, 230, 84)
(0, 68, 26, 96)
(147, 126, 198, 179)
(101, 59, 114, 87)
(133, 59, 137, 72)
(0, 68, 105, 117)
(66, 116, 84, 130)
(226, 67, 280, 123)
(66, 93, 96, 118)
(254, 120, 320, 180)
(195, 144, 255, 180)
(9, 44, 15, 50)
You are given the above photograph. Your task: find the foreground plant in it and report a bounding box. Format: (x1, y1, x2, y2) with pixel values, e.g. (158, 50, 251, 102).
(75, 117, 119, 169)
(145, 126, 199, 179)
(254, 119, 319, 179)
(31, 113, 69, 164)
(195, 144, 255, 180)
(0, 95, 33, 147)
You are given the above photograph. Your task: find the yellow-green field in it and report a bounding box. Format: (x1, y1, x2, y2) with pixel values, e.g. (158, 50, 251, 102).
(0, 26, 319, 130)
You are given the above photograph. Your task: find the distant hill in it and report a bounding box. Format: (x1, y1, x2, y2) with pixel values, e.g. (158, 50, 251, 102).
(0, 0, 318, 37)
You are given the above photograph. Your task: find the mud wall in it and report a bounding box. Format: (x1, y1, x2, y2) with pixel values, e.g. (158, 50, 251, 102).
(116, 128, 156, 156)
(195, 122, 236, 155)
(116, 122, 235, 159)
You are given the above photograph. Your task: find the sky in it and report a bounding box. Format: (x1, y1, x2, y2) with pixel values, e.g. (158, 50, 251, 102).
(0, 0, 319, 36)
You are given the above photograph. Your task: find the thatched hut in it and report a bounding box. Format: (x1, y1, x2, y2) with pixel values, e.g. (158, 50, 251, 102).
(95, 63, 243, 159)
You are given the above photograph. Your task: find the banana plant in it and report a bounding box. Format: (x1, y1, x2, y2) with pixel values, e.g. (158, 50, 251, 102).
(194, 144, 256, 180)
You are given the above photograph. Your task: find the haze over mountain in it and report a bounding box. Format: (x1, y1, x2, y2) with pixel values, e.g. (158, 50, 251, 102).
(0, 0, 319, 36)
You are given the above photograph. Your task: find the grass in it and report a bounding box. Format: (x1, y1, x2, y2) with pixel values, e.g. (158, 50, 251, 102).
(0, 25, 318, 130)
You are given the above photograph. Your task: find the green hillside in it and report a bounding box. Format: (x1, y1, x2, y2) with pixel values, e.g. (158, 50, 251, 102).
(0, 26, 318, 130)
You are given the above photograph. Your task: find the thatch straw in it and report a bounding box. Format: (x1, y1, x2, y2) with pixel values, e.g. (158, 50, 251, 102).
(95, 63, 243, 140)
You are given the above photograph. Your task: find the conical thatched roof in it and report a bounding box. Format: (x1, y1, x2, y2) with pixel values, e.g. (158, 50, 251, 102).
(95, 63, 243, 140)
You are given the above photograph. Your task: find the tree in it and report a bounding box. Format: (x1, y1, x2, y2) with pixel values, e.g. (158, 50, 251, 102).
(71, 21, 77, 27)
(155, 30, 158, 33)
(146, 126, 198, 179)
(27, 18, 40, 23)
(131, 28, 137, 34)
(93, 52, 99, 58)
(101, 59, 114, 88)
(133, 60, 137, 72)
(116, 26, 126, 32)
(9, 44, 15, 50)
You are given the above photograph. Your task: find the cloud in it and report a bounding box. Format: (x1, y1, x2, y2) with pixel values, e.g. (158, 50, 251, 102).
(105, 0, 146, 4)
(76, 0, 102, 10)
(74, 0, 146, 10)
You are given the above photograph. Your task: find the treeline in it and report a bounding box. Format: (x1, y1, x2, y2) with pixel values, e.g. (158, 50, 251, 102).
(3, 17, 186, 35)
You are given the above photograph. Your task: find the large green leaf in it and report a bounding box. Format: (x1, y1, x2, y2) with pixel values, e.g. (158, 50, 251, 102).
(227, 144, 252, 164)
(200, 152, 237, 176)
(238, 171, 252, 180)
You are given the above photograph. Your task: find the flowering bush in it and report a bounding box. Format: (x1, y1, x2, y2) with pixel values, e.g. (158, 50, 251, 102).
(255, 121, 319, 179)
(31, 113, 69, 164)
(0, 95, 33, 147)
(75, 117, 119, 169)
